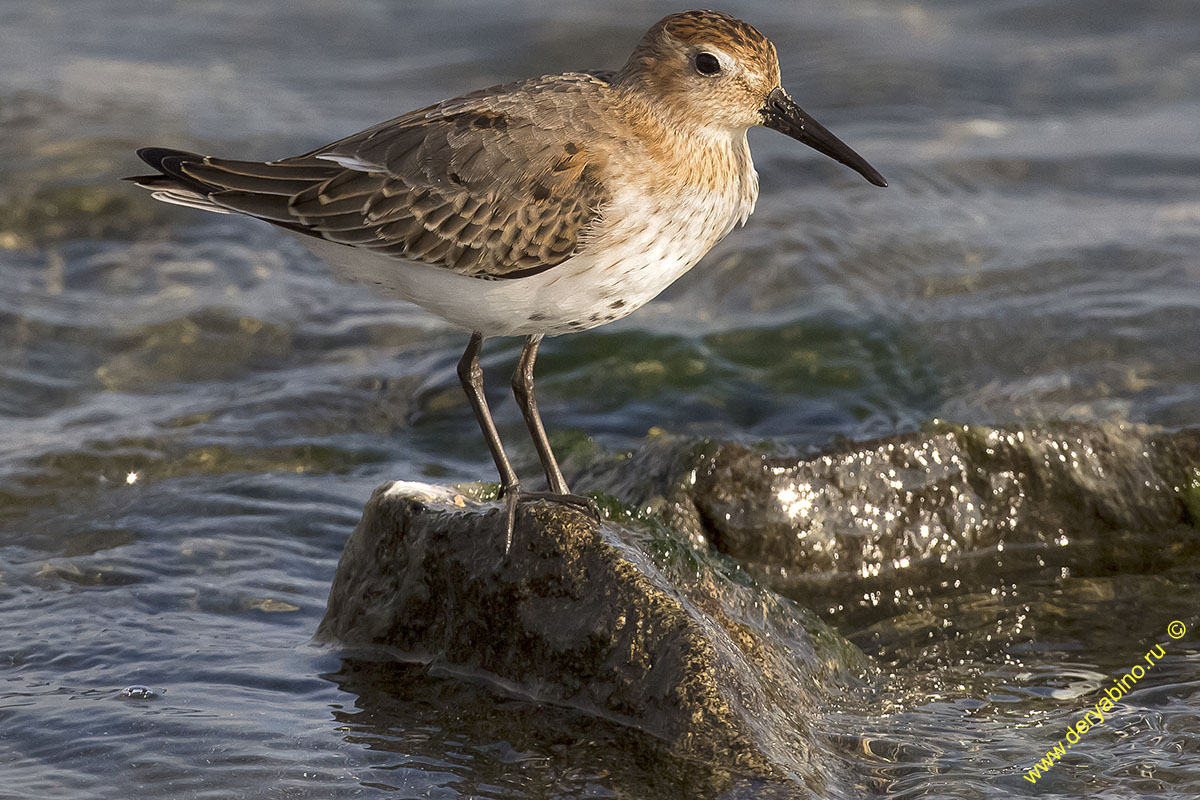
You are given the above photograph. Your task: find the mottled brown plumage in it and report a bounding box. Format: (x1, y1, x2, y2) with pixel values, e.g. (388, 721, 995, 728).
(140, 73, 619, 278)
(131, 11, 883, 288)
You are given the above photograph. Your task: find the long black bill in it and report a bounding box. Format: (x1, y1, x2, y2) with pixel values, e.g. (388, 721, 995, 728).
(761, 87, 887, 187)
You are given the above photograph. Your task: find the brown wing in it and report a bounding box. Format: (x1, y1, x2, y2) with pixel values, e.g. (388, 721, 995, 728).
(160, 73, 614, 278)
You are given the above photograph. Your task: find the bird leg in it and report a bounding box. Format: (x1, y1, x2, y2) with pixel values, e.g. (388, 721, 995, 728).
(453, 331, 600, 551)
(456, 333, 598, 551)
(511, 334, 568, 493)
(511, 334, 601, 521)
(457, 332, 521, 542)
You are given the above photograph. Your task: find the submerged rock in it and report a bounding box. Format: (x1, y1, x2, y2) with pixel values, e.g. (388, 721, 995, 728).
(569, 422, 1200, 602)
(318, 481, 862, 791)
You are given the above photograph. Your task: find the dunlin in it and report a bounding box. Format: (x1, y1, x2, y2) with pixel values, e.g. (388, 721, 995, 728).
(129, 9, 886, 540)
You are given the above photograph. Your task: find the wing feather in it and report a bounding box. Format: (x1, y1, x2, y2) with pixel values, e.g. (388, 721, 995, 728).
(131, 73, 615, 279)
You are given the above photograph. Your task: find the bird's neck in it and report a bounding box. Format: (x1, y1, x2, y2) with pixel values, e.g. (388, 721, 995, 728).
(616, 90, 756, 199)
(657, 122, 758, 222)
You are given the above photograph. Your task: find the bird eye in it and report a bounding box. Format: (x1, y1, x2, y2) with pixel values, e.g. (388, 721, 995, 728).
(694, 52, 721, 76)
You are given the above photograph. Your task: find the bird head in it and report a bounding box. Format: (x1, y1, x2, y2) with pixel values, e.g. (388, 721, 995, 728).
(619, 10, 886, 187)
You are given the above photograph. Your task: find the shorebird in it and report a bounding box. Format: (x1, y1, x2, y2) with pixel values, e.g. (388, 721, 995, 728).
(129, 9, 886, 541)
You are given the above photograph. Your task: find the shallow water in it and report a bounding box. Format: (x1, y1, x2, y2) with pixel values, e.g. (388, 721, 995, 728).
(1, 0, 1198, 797)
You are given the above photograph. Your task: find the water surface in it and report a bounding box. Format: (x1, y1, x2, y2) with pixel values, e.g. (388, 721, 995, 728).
(2, 0, 1198, 797)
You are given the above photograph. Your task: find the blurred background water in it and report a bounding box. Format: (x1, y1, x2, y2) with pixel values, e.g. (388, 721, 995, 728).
(1, 0, 1198, 797)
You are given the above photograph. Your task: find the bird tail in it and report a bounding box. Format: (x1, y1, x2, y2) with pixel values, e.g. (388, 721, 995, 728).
(123, 147, 233, 214)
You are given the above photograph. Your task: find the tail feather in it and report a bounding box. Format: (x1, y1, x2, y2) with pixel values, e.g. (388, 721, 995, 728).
(126, 147, 232, 214)
(125, 147, 339, 225)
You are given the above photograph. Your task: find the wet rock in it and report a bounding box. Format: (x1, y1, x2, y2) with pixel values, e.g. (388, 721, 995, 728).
(569, 423, 1200, 602)
(319, 423, 1198, 790)
(319, 481, 862, 791)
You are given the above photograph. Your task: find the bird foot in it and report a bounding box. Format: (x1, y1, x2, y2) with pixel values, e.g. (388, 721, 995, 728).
(517, 489, 602, 522)
(497, 485, 603, 552)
